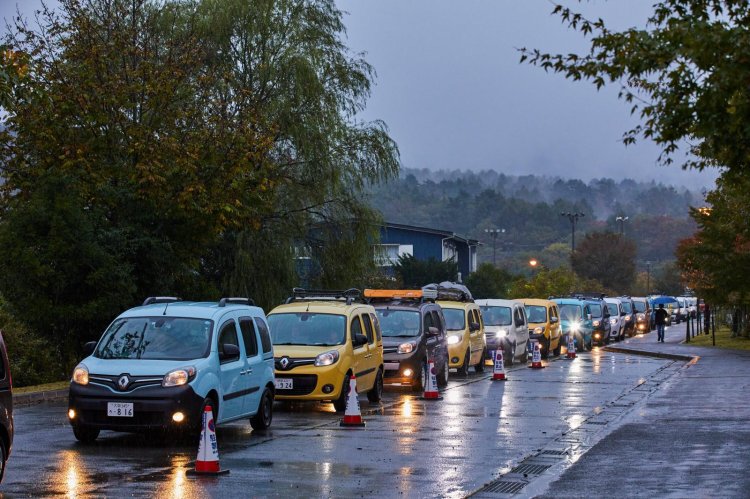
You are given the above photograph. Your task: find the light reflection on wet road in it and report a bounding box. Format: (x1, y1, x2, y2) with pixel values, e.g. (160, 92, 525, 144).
(4, 346, 678, 497)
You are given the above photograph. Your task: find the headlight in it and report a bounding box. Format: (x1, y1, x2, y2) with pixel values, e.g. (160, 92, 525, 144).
(495, 328, 508, 339)
(398, 342, 416, 354)
(593, 321, 600, 327)
(72, 364, 89, 385)
(163, 366, 196, 387)
(534, 326, 544, 335)
(569, 322, 580, 332)
(315, 350, 340, 367)
(610, 318, 618, 325)
(637, 313, 645, 321)
(447, 334, 462, 345)
(625, 315, 632, 321)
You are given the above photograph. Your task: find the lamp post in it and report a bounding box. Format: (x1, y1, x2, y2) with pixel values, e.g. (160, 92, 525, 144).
(484, 228, 505, 266)
(560, 212, 585, 252)
(646, 260, 651, 295)
(615, 216, 629, 235)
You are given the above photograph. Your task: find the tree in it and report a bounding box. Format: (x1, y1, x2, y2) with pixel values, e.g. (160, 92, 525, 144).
(652, 261, 685, 296)
(508, 266, 609, 300)
(465, 263, 513, 299)
(571, 232, 637, 293)
(394, 255, 458, 288)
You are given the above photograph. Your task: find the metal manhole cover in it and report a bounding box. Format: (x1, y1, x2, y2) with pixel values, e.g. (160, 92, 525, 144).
(511, 463, 551, 475)
(482, 480, 527, 494)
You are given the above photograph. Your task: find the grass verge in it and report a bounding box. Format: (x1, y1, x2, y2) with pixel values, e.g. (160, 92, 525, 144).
(688, 325, 750, 351)
(13, 380, 69, 394)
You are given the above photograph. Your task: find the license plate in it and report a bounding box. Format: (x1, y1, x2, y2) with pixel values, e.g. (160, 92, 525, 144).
(384, 362, 399, 371)
(107, 402, 133, 417)
(274, 378, 293, 390)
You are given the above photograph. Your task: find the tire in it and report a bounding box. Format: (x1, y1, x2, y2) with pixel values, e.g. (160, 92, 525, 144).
(367, 369, 383, 403)
(437, 359, 449, 387)
(333, 374, 350, 412)
(73, 424, 100, 443)
(457, 348, 470, 375)
(250, 388, 274, 431)
(520, 342, 529, 363)
(543, 338, 551, 359)
(504, 343, 515, 367)
(0, 441, 6, 483)
(412, 360, 426, 393)
(474, 349, 485, 373)
(552, 339, 562, 357)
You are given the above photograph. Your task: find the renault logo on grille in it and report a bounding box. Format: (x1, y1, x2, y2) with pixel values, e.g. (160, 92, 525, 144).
(117, 375, 130, 391)
(279, 357, 290, 369)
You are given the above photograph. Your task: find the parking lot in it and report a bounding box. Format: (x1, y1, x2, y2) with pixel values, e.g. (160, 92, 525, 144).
(3, 328, 687, 498)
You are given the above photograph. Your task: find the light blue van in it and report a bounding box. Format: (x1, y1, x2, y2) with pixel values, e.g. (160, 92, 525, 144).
(68, 297, 275, 442)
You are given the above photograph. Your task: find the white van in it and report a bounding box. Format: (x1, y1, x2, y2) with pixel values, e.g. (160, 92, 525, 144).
(476, 299, 529, 365)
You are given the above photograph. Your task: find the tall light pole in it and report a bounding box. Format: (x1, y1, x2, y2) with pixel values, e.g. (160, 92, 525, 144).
(484, 228, 505, 266)
(560, 212, 585, 252)
(646, 260, 651, 294)
(616, 215, 629, 235)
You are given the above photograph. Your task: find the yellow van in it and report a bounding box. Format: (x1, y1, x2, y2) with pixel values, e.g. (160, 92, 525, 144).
(521, 298, 563, 358)
(438, 296, 486, 375)
(267, 289, 384, 411)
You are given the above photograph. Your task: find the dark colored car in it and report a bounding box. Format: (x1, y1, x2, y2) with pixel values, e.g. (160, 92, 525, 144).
(618, 296, 637, 337)
(0, 332, 13, 482)
(573, 294, 611, 347)
(631, 297, 651, 334)
(368, 290, 449, 391)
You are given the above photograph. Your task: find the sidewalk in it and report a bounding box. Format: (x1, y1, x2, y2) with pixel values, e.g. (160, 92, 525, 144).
(536, 323, 750, 498)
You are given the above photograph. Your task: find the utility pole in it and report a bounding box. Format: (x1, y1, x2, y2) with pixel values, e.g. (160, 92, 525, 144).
(646, 261, 651, 294)
(560, 212, 585, 252)
(484, 228, 504, 266)
(616, 215, 629, 235)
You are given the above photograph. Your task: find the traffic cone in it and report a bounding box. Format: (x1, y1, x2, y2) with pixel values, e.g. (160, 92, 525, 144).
(491, 348, 506, 381)
(566, 334, 576, 359)
(419, 356, 443, 400)
(529, 340, 544, 369)
(340, 374, 366, 427)
(186, 404, 230, 476)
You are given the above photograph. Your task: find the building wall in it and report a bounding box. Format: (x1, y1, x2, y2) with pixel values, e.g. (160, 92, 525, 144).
(379, 227, 444, 261)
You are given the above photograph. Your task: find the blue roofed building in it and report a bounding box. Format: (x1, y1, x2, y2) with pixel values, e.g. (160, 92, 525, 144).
(374, 222, 480, 281)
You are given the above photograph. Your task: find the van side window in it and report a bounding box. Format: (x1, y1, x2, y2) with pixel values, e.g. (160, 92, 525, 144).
(369, 313, 382, 341)
(218, 320, 241, 363)
(423, 312, 435, 333)
(550, 306, 558, 321)
(351, 316, 363, 342)
(433, 310, 445, 332)
(254, 318, 273, 354)
(362, 314, 375, 344)
(239, 317, 259, 357)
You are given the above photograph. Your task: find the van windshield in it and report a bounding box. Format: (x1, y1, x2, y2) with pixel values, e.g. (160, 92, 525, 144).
(267, 313, 346, 346)
(375, 310, 421, 337)
(634, 301, 646, 312)
(622, 302, 633, 313)
(524, 306, 547, 324)
(480, 306, 512, 326)
(559, 305, 582, 321)
(589, 304, 603, 318)
(95, 317, 212, 361)
(607, 303, 619, 315)
(442, 309, 466, 331)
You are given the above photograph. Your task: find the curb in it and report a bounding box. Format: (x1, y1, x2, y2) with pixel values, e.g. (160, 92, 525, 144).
(602, 345, 697, 363)
(14, 387, 69, 407)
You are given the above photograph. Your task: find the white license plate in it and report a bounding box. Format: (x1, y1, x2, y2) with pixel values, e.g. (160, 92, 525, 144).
(107, 402, 134, 417)
(275, 378, 293, 390)
(384, 362, 399, 371)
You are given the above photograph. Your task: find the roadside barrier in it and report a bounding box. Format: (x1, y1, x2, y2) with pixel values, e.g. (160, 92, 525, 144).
(566, 334, 576, 359)
(419, 356, 443, 400)
(187, 404, 229, 476)
(492, 349, 506, 381)
(340, 374, 366, 427)
(529, 341, 544, 369)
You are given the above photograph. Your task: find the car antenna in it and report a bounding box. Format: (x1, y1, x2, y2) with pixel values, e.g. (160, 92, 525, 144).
(306, 302, 310, 312)
(163, 302, 170, 316)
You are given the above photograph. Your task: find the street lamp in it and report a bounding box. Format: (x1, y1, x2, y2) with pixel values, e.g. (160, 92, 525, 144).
(484, 228, 505, 266)
(646, 260, 651, 295)
(560, 212, 585, 252)
(615, 216, 629, 235)
(529, 258, 538, 267)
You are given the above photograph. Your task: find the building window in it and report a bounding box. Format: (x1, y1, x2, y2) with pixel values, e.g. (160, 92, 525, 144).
(374, 244, 413, 266)
(442, 240, 457, 262)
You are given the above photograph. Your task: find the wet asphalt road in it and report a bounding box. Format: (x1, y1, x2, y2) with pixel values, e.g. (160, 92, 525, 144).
(3, 328, 686, 498)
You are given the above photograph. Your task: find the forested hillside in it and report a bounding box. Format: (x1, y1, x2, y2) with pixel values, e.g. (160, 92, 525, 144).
(368, 169, 700, 265)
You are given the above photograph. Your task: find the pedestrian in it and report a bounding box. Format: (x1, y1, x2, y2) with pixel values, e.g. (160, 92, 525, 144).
(655, 303, 669, 343)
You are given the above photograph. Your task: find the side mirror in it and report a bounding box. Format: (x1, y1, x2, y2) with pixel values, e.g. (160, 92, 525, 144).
(353, 333, 369, 347)
(220, 343, 240, 362)
(620, 311, 626, 317)
(469, 322, 480, 332)
(426, 326, 439, 336)
(550, 317, 559, 323)
(82, 341, 97, 358)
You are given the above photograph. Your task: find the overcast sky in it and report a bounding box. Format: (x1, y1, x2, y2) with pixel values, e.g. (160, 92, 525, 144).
(2, 0, 720, 190)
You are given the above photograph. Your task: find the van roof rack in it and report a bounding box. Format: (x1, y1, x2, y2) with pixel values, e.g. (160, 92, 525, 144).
(218, 297, 255, 307)
(571, 292, 606, 301)
(142, 296, 181, 306)
(286, 288, 362, 306)
(363, 288, 437, 303)
(424, 282, 473, 302)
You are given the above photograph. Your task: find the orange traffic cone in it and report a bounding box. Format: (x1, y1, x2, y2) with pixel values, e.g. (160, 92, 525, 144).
(419, 356, 443, 400)
(491, 348, 506, 381)
(529, 341, 544, 369)
(187, 405, 229, 476)
(340, 374, 366, 427)
(566, 334, 576, 359)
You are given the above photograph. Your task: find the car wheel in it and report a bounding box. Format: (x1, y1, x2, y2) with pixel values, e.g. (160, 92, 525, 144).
(333, 374, 351, 412)
(73, 424, 100, 443)
(412, 360, 426, 393)
(437, 359, 449, 387)
(250, 388, 274, 431)
(553, 340, 562, 357)
(543, 338, 551, 359)
(0, 441, 6, 483)
(457, 348, 470, 375)
(474, 349, 485, 373)
(520, 342, 529, 363)
(367, 369, 383, 403)
(504, 343, 515, 367)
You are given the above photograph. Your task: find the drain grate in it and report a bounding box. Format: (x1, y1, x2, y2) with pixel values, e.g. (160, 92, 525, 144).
(585, 421, 608, 425)
(540, 449, 568, 456)
(511, 463, 551, 475)
(481, 480, 527, 494)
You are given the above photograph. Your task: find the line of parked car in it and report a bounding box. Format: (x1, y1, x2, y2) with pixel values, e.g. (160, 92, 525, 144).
(64, 284, 678, 446)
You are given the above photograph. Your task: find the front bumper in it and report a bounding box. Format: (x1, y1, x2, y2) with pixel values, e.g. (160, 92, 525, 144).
(273, 363, 347, 401)
(68, 382, 204, 432)
(383, 351, 422, 387)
